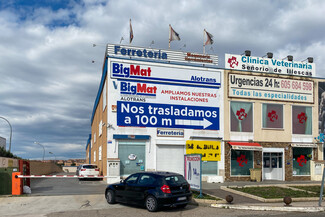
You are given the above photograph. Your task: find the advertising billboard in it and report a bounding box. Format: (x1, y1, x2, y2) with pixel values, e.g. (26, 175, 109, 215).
(186, 140, 221, 161)
(184, 154, 201, 190)
(228, 73, 314, 103)
(225, 54, 316, 77)
(319, 82, 325, 137)
(111, 61, 221, 88)
(112, 59, 223, 130)
(107, 44, 219, 65)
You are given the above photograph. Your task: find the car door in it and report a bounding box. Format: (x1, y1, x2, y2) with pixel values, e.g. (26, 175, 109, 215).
(136, 174, 157, 201)
(122, 174, 140, 203)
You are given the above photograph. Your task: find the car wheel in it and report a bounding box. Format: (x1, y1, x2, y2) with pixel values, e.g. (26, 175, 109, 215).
(106, 190, 116, 204)
(145, 195, 158, 212)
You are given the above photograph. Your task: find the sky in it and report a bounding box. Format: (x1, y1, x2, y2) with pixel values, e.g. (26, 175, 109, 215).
(1, 0, 325, 160)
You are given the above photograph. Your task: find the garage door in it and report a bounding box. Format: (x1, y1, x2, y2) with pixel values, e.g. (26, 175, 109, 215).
(156, 145, 185, 175)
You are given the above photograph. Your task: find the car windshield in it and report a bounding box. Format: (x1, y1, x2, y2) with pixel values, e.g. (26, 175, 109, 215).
(164, 175, 187, 186)
(83, 165, 97, 169)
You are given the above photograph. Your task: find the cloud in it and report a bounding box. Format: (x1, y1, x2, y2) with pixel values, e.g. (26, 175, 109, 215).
(0, 0, 324, 159)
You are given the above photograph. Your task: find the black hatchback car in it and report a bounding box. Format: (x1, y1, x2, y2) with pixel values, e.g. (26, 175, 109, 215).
(105, 171, 192, 212)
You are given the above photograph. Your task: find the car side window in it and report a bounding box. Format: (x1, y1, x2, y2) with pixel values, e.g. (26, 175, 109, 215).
(125, 174, 139, 185)
(139, 175, 156, 185)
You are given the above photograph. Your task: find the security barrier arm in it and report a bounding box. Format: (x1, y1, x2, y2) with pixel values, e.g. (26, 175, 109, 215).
(15, 175, 106, 178)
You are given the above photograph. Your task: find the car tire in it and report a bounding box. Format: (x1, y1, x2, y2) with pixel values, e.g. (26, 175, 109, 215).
(145, 195, 158, 212)
(106, 190, 116, 204)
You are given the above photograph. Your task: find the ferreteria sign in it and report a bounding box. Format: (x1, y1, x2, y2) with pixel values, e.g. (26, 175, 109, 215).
(225, 54, 316, 77)
(106, 44, 218, 65)
(228, 73, 314, 103)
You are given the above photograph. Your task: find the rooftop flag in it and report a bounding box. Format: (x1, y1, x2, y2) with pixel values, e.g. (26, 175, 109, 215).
(203, 29, 214, 53)
(204, 29, 214, 45)
(169, 24, 180, 48)
(130, 19, 134, 44)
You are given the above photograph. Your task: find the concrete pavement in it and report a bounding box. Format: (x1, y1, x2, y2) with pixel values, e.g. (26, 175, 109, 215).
(0, 194, 124, 217)
(1, 180, 325, 216)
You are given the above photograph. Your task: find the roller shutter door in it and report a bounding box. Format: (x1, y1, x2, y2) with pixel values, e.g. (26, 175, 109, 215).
(156, 145, 185, 175)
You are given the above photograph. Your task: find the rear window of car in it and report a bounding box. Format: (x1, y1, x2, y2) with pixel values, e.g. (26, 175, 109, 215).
(82, 165, 97, 169)
(164, 175, 187, 185)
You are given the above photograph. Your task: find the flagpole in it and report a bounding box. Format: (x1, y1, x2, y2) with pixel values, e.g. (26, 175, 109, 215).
(168, 24, 171, 49)
(129, 19, 131, 45)
(129, 19, 132, 45)
(203, 29, 206, 54)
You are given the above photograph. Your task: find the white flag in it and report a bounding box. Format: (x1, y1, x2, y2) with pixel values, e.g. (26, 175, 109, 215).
(204, 29, 213, 45)
(169, 24, 180, 42)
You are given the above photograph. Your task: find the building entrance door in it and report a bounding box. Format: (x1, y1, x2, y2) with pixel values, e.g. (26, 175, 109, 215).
(118, 141, 146, 176)
(263, 152, 283, 180)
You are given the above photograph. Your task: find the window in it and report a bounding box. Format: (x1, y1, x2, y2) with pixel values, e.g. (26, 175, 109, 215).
(125, 174, 139, 184)
(292, 106, 312, 135)
(202, 161, 218, 175)
(231, 150, 253, 176)
(139, 174, 156, 185)
(99, 146, 102, 161)
(230, 101, 253, 132)
(94, 150, 96, 162)
(165, 175, 187, 185)
(99, 121, 102, 136)
(82, 165, 97, 169)
(103, 82, 107, 111)
(293, 148, 312, 175)
(262, 104, 283, 129)
(94, 132, 96, 143)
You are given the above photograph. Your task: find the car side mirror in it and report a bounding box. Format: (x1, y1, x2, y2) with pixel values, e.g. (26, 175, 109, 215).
(120, 179, 124, 184)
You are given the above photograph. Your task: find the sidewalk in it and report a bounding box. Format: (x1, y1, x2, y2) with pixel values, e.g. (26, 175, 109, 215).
(201, 180, 325, 212)
(0, 194, 119, 216)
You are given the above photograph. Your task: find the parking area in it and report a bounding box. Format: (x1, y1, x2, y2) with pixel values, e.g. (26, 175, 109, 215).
(30, 172, 107, 196)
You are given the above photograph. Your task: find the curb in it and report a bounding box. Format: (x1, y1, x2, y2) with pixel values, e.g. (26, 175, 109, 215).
(220, 185, 321, 203)
(192, 198, 226, 206)
(211, 203, 325, 212)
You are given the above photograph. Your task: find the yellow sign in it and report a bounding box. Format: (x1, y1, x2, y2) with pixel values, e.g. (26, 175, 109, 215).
(186, 140, 221, 161)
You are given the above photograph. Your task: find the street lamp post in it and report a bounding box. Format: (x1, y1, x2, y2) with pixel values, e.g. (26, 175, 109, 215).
(49, 152, 56, 161)
(0, 116, 12, 152)
(34, 142, 45, 161)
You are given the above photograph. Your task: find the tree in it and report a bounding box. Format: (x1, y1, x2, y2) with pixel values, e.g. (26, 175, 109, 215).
(0, 146, 21, 159)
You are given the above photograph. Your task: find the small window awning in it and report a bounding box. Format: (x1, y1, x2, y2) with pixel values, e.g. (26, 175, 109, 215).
(291, 143, 318, 148)
(229, 142, 262, 151)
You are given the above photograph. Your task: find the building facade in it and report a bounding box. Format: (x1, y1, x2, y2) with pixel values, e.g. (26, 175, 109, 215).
(89, 44, 323, 183)
(90, 44, 224, 183)
(0, 136, 6, 149)
(224, 53, 322, 181)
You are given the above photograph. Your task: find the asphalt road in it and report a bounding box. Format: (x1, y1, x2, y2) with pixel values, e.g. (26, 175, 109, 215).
(19, 173, 324, 217)
(47, 205, 325, 217)
(30, 172, 107, 195)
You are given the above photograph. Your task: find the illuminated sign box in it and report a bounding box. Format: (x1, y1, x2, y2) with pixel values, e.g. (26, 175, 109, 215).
(225, 54, 316, 77)
(107, 44, 218, 65)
